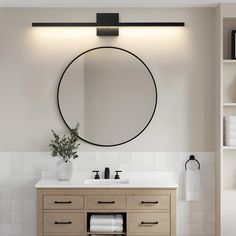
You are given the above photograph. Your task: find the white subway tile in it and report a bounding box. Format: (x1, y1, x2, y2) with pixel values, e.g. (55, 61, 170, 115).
(130, 152, 144, 171)
(22, 223, 35, 236)
(0, 224, 11, 235)
(22, 200, 35, 212)
(22, 188, 35, 200)
(0, 175, 10, 187)
(0, 212, 11, 224)
(10, 224, 22, 235)
(11, 212, 22, 224)
(23, 212, 35, 224)
(10, 153, 22, 176)
(11, 201, 22, 212)
(143, 152, 155, 170)
(10, 187, 23, 200)
(0, 200, 11, 211)
(0, 153, 11, 175)
(0, 188, 11, 200)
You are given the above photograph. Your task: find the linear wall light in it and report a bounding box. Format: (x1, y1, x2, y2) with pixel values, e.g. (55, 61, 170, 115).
(32, 13, 185, 36)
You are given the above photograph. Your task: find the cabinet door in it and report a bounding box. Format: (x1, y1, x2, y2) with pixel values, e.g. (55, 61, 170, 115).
(44, 196, 84, 210)
(44, 212, 84, 233)
(128, 212, 170, 234)
(128, 195, 170, 210)
(86, 196, 126, 210)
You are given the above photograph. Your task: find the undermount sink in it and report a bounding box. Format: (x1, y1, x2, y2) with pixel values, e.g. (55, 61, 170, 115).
(84, 179, 129, 185)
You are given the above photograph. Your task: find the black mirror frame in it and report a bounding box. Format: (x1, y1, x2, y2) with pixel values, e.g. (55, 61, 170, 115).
(57, 46, 158, 147)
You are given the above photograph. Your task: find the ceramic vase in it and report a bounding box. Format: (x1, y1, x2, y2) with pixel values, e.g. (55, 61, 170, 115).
(56, 160, 73, 181)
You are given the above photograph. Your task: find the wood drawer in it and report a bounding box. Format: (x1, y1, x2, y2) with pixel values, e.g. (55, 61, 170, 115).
(86, 196, 126, 210)
(44, 196, 84, 210)
(128, 195, 170, 210)
(44, 212, 84, 233)
(128, 213, 170, 234)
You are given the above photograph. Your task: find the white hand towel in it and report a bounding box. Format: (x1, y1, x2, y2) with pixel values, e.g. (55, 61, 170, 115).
(225, 116, 236, 123)
(90, 214, 123, 226)
(184, 169, 200, 201)
(90, 225, 123, 232)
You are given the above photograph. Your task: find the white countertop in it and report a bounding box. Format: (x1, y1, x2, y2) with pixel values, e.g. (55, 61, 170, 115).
(35, 171, 178, 189)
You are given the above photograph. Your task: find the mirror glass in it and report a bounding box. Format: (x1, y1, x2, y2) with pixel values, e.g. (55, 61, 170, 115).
(58, 47, 157, 146)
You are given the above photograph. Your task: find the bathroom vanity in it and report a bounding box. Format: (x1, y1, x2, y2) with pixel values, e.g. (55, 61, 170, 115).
(35, 173, 177, 236)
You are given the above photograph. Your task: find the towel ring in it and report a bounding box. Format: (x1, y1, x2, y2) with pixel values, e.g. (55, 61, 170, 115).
(185, 155, 200, 170)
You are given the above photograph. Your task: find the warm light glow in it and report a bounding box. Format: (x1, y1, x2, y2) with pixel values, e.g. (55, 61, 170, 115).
(26, 26, 189, 64)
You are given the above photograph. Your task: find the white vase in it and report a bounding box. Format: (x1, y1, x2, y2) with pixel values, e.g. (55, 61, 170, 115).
(56, 160, 73, 181)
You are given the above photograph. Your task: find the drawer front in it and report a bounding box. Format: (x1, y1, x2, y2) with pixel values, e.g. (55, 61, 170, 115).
(128, 213, 170, 234)
(44, 196, 84, 210)
(128, 195, 170, 210)
(44, 212, 84, 233)
(86, 196, 126, 210)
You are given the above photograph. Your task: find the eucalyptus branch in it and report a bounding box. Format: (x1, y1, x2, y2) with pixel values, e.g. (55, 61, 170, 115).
(49, 124, 80, 162)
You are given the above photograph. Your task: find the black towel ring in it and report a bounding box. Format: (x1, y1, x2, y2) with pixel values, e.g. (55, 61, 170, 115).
(185, 155, 200, 170)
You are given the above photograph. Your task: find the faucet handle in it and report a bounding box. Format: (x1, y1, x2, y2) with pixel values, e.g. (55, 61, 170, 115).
(114, 170, 122, 179)
(92, 170, 100, 179)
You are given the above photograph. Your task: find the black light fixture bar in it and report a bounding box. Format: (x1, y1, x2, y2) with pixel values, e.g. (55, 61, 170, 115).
(32, 13, 185, 36)
(32, 22, 185, 27)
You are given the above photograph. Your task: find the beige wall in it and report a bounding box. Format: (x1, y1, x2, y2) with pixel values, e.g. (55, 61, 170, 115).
(0, 7, 215, 151)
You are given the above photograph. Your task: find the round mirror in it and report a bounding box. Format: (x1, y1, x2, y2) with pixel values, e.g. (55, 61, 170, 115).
(58, 46, 157, 147)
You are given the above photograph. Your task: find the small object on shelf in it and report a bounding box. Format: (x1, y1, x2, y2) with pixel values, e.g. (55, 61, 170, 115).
(224, 116, 236, 146)
(232, 30, 236, 59)
(185, 155, 200, 170)
(89, 214, 124, 232)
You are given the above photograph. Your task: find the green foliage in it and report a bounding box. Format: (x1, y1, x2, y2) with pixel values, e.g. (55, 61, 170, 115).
(49, 124, 80, 162)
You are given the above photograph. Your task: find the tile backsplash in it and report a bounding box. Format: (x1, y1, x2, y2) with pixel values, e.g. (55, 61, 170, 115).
(0, 152, 215, 236)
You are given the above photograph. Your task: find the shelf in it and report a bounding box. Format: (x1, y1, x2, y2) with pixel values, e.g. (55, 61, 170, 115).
(224, 188, 236, 192)
(222, 59, 236, 64)
(223, 103, 236, 106)
(223, 146, 236, 150)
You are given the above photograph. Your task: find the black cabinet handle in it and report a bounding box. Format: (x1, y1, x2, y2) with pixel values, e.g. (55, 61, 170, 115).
(54, 201, 72, 204)
(54, 221, 72, 224)
(141, 201, 158, 204)
(97, 201, 115, 204)
(141, 221, 158, 225)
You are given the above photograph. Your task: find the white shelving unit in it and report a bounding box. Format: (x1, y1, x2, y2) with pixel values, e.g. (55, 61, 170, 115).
(217, 4, 236, 236)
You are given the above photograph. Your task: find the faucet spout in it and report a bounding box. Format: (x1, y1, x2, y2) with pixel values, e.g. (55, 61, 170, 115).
(104, 167, 110, 179)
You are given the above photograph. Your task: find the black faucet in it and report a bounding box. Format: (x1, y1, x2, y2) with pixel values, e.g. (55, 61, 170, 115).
(114, 170, 122, 179)
(92, 170, 100, 179)
(104, 167, 110, 179)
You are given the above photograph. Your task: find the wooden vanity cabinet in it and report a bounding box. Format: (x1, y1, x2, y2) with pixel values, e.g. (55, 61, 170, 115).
(37, 188, 176, 236)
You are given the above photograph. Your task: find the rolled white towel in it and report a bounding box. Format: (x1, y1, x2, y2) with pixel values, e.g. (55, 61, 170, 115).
(225, 116, 236, 124)
(224, 123, 236, 130)
(225, 130, 236, 139)
(90, 225, 123, 232)
(225, 138, 236, 146)
(90, 214, 123, 226)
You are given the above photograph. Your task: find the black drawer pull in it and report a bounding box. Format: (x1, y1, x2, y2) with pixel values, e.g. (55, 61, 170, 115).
(54, 201, 72, 204)
(141, 201, 158, 204)
(141, 221, 158, 225)
(97, 201, 115, 204)
(54, 221, 72, 225)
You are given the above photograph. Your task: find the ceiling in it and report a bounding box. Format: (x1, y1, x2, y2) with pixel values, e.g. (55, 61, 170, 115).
(1, 0, 236, 7)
